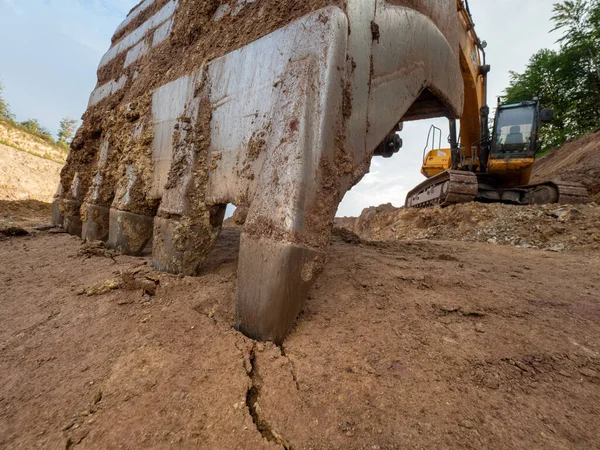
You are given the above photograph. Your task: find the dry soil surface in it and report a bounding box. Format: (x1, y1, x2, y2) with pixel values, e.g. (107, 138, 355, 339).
(1, 204, 599, 449)
(531, 131, 600, 204)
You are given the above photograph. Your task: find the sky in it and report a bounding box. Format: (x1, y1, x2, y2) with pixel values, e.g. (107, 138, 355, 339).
(0, 0, 561, 217)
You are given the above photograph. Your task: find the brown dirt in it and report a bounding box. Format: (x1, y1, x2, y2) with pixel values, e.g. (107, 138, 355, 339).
(531, 131, 600, 203)
(97, 0, 346, 92)
(0, 200, 52, 228)
(338, 202, 600, 251)
(1, 204, 600, 449)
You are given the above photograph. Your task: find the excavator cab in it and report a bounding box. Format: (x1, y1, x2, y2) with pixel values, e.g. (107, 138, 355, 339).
(486, 100, 548, 186)
(490, 101, 539, 158)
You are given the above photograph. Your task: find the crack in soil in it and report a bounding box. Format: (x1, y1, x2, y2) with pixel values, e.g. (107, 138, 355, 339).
(279, 345, 300, 391)
(246, 344, 293, 450)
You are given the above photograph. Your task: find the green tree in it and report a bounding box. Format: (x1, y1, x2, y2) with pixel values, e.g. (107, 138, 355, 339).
(0, 80, 15, 123)
(19, 119, 55, 144)
(504, 0, 600, 153)
(57, 117, 78, 146)
(552, 0, 600, 84)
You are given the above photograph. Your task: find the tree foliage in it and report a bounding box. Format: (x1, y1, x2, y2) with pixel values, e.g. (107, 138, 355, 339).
(0, 76, 68, 147)
(19, 119, 55, 145)
(504, 0, 600, 153)
(57, 117, 78, 147)
(0, 80, 15, 123)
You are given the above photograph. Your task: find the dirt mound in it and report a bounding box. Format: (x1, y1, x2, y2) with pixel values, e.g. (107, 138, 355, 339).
(532, 131, 600, 203)
(1, 224, 600, 449)
(0, 200, 52, 228)
(337, 202, 600, 251)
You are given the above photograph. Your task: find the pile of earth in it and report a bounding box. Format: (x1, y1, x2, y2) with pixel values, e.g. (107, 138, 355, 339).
(336, 202, 600, 251)
(532, 130, 600, 203)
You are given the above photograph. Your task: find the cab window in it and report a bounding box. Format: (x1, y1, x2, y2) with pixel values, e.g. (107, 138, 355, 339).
(493, 106, 536, 154)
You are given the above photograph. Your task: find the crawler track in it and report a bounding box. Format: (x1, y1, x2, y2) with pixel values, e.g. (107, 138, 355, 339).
(405, 170, 479, 208)
(406, 171, 589, 209)
(552, 181, 589, 204)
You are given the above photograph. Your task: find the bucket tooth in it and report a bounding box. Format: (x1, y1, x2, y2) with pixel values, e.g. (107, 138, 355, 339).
(61, 199, 83, 237)
(82, 203, 111, 242)
(60, 172, 86, 237)
(81, 136, 116, 242)
(151, 81, 226, 275)
(51, 184, 64, 228)
(105, 159, 157, 256)
(153, 204, 226, 276)
(236, 234, 326, 344)
(105, 153, 157, 255)
(107, 208, 154, 256)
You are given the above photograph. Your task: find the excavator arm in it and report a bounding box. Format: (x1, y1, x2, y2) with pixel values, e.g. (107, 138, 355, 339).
(420, 0, 489, 179)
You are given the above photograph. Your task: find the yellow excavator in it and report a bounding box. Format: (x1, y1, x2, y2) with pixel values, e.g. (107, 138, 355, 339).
(404, 1, 588, 208)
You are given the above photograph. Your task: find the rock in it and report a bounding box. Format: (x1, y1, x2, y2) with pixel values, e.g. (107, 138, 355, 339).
(33, 224, 55, 231)
(554, 208, 569, 222)
(475, 323, 485, 333)
(48, 228, 67, 234)
(545, 243, 565, 252)
(116, 297, 135, 305)
(459, 419, 474, 429)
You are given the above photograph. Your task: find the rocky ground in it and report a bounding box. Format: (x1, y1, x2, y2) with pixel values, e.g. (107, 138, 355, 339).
(337, 202, 600, 252)
(0, 203, 599, 449)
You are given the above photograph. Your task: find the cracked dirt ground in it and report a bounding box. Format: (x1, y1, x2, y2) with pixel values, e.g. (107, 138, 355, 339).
(1, 219, 600, 449)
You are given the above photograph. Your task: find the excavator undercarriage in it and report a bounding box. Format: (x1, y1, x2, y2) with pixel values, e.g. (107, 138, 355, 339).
(406, 170, 589, 208)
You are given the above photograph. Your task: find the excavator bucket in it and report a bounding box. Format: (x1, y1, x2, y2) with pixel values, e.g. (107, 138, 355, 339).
(55, 0, 464, 343)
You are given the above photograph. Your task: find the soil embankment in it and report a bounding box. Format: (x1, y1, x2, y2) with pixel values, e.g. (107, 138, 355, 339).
(336, 202, 600, 251)
(0, 143, 62, 203)
(532, 131, 600, 203)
